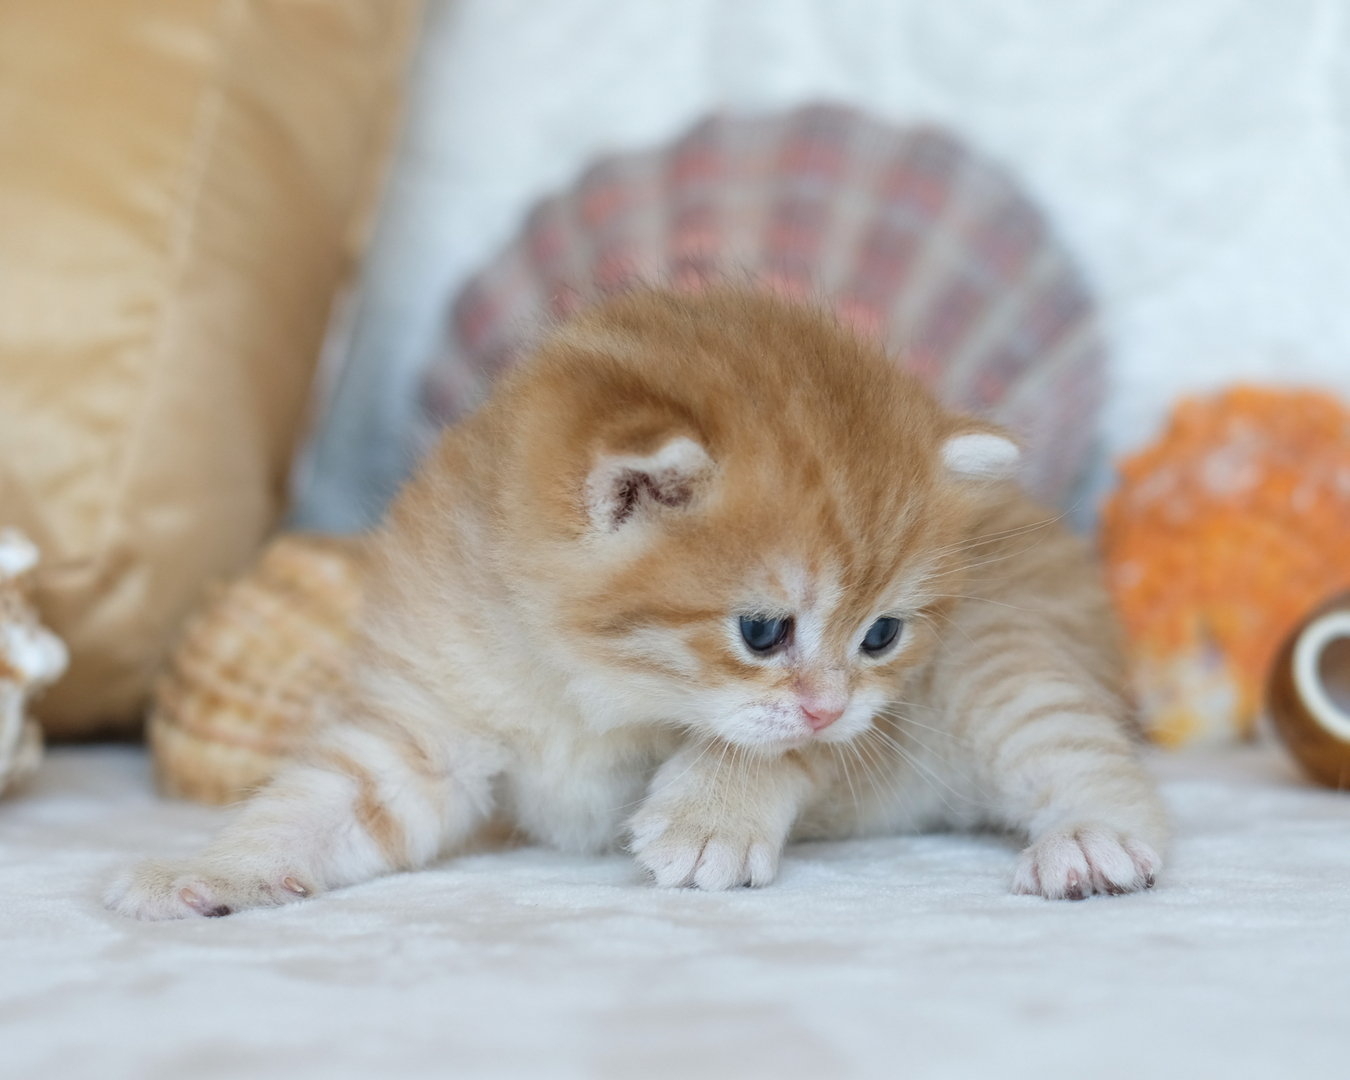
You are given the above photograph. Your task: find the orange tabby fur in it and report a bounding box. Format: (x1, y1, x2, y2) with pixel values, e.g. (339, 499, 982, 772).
(109, 288, 1167, 917)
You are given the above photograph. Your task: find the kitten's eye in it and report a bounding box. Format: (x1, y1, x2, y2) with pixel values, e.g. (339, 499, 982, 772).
(740, 616, 792, 653)
(861, 617, 902, 655)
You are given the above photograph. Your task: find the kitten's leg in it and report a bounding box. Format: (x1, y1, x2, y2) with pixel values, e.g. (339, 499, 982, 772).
(628, 741, 814, 890)
(952, 657, 1168, 900)
(107, 721, 498, 920)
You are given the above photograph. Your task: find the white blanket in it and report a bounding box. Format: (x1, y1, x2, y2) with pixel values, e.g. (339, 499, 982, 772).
(4, 743, 1348, 1079)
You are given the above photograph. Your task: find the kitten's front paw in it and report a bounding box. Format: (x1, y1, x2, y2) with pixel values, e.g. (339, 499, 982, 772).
(628, 808, 781, 890)
(1012, 827, 1160, 900)
(104, 858, 316, 921)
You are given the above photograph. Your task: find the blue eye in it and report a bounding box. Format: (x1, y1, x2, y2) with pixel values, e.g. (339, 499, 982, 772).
(862, 617, 901, 654)
(740, 616, 792, 653)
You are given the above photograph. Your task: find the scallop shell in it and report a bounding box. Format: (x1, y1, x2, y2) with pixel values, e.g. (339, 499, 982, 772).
(0, 529, 68, 797)
(423, 104, 1105, 506)
(148, 534, 366, 805)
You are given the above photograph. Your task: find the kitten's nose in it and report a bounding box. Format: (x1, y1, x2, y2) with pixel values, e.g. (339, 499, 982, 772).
(801, 702, 845, 731)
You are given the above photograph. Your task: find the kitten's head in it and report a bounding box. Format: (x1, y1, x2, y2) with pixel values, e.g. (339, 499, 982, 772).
(500, 288, 1019, 750)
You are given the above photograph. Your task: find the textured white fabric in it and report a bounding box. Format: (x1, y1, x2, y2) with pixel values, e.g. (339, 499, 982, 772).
(294, 0, 1350, 530)
(4, 743, 1349, 1078)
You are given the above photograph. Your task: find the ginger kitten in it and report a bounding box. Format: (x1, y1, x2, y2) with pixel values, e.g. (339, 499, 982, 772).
(109, 288, 1166, 917)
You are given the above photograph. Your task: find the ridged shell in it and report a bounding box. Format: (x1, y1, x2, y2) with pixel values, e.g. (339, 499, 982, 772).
(148, 534, 366, 805)
(423, 104, 1104, 506)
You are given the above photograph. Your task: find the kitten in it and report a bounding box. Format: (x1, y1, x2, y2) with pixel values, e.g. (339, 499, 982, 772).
(108, 288, 1167, 918)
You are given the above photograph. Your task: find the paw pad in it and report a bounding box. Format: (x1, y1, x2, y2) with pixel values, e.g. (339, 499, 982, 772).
(1013, 827, 1161, 900)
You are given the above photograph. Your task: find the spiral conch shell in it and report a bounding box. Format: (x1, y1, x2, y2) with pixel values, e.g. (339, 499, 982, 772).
(0, 529, 69, 796)
(148, 534, 366, 805)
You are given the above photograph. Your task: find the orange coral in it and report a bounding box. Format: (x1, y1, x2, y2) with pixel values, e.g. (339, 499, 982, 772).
(1100, 386, 1350, 743)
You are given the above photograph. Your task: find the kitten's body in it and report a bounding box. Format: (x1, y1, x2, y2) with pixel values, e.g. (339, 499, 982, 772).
(111, 289, 1166, 918)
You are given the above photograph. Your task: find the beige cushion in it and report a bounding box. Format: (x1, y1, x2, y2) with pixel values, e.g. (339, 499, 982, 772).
(0, 0, 421, 737)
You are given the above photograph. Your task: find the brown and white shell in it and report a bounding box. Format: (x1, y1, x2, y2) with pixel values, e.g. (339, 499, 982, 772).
(0, 529, 68, 797)
(148, 533, 366, 805)
(423, 103, 1105, 507)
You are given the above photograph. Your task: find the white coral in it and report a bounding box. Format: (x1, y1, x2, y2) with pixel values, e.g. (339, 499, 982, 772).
(0, 529, 68, 795)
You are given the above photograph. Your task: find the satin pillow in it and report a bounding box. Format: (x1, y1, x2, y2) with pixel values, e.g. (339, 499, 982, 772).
(0, 0, 420, 736)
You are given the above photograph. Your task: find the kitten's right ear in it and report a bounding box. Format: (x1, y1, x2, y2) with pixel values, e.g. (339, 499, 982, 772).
(940, 430, 1021, 482)
(585, 437, 715, 532)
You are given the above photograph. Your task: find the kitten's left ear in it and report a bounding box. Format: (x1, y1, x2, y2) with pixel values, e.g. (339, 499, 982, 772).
(585, 436, 715, 531)
(940, 428, 1021, 482)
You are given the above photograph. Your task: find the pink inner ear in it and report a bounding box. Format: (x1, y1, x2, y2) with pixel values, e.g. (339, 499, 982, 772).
(610, 470, 696, 526)
(586, 436, 714, 531)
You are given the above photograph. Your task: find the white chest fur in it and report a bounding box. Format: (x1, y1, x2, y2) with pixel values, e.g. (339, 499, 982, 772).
(498, 722, 677, 853)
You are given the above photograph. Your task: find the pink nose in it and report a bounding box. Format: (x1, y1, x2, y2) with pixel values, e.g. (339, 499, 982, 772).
(802, 703, 845, 731)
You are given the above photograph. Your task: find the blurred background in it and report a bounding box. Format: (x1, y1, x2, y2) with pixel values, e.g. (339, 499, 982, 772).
(295, 0, 1350, 532)
(2, 0, 1350, 771)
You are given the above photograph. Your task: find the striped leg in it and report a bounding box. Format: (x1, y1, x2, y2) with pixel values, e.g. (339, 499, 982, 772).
(106, 721, 497, 920)
(953, 653, 1168, 900)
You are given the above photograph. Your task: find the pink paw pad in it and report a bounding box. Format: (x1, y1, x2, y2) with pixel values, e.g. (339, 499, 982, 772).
(179, 887, 231, 918)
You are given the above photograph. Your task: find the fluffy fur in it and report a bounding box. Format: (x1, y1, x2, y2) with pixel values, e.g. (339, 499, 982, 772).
(109, 288, 1167, 918)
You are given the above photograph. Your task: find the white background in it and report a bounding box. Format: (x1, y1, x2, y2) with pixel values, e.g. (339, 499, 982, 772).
(295, 0, 1350, 530)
